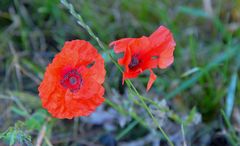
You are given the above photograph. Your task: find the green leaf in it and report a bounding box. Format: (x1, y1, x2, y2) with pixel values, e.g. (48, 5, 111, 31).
(178, 6, 210, 18)
(225, 73, 238, 118)
(165, 45, 240, 100)
(184, 107, 196, 125)
(0, 121, 32, 146)
(11, 106, 29, 117)
(25, 109, 47, 130)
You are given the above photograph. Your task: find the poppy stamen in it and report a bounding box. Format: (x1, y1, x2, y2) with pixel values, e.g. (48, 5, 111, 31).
(128, 55, 140, 69)
(60, 69, 83, 92)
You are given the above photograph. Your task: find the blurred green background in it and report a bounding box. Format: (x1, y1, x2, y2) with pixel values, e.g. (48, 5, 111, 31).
(0, 0, 239, 146)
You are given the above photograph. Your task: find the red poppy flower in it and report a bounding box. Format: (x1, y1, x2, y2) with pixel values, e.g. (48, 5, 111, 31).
(110, 26, 176, 91)
(38, 40, 106, 119)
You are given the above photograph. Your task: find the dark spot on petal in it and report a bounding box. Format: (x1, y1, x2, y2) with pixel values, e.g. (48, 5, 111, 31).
(87, 61, 95, 68)
(60, 69, 83, 92)
(128, 55, 139, 69)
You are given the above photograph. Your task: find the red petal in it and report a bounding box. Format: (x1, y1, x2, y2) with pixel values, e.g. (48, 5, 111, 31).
(72, 73, 104, 100)
(158, 56, 174, 69)
(123, 68, 143, 79)
(148, 26, 176, 68)
(128, 36, 151, 54)
(147, 69, 157, 91)
(140, 57, 158, 70)
(149, 26, 172, 48)
(110, 38, 134, 53)
(120, 46, 132, 72)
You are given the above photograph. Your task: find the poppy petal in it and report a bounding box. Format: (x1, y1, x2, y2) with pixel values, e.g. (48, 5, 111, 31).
(140, 57, 158, 70)
(110, 38, 134, 53)
(123, 68, 143, 79)
(129, 36, 151, 54)
(71, 73, 104, 100)
(149, 26, 171, 48)
(158, 56, 174, 69)
(119, 46, 132, 72)
(147, 69, 157, 91)
(149, 26, 176, 68)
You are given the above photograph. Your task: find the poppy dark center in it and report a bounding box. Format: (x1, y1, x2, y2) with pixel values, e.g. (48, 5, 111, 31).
(60, 69, 83, 92)
(128, 55, 139, 69)
(69, 76, 77, 85)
